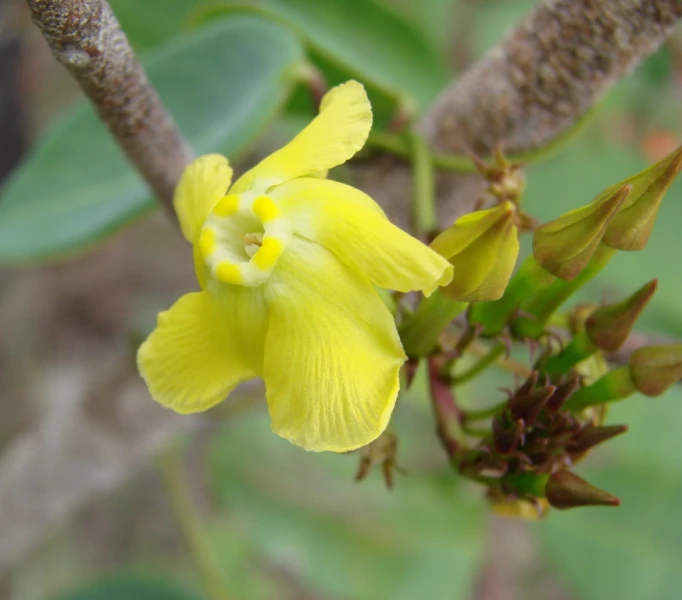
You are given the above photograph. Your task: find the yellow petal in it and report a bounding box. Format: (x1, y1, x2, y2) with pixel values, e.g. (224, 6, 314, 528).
(137, 288, 266, 413)
(272, 178, 453, 296)
(263, 236, 405, 452)
(174, 154, 233, 243)
(230, 81, 372, 194)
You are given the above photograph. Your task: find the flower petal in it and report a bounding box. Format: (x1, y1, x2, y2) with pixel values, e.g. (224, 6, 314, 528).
(272, 178, 453, 295)
(263, 236, 405, 452)
(137, 288, 266, 413)
(230, 81, 372, 194)
(174, 154, 233, 243)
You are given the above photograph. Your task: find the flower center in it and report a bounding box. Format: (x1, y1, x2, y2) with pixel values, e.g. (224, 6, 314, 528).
(198, 193, 291, 287)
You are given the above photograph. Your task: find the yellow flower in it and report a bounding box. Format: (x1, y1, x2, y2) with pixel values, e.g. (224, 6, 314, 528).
(137, 81, 453, 452)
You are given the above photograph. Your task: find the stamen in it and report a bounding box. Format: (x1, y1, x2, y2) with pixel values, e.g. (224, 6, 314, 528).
(243, 234, 263, 247)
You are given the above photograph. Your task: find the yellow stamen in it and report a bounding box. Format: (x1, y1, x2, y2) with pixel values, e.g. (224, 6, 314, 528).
(213, 194, 240, 217)
(252, 237, 283, 270)
(198, 227, 216, 258)
(215, 261, 243, 284)
(253, 195, 280, 223)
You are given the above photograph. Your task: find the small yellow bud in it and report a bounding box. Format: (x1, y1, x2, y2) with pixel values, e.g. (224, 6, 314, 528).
(430, 202, 519, 302)
(533, 184, 630, 280)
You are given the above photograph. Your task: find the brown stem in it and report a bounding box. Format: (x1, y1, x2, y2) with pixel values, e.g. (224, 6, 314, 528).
(421, 0, 682, 155)
(25, 0, 192, 221)
(427, 354, 466, 460)
(361, 0, 682, 228)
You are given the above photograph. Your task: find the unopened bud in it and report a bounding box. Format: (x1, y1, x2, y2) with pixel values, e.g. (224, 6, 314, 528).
(585, 280, 657, 351)
(567, 424, 628, 455)
(492, 416, 525, 454)
(545, 471, 620, 509)
(546, 375, 580, 412)
(431, 202, 519, 302)
(355, 432, 400, 489)
(533, 184, 629, 280)
(629, 344, 682, 397)
(603, 145, 682, 250)
(509, 385, 556, 423)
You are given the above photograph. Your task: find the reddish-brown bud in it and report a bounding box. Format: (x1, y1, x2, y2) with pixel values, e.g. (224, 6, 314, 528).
(585, 280, 658, 351)
(629, 345, 682, 396)
(545, 471, 620, 509)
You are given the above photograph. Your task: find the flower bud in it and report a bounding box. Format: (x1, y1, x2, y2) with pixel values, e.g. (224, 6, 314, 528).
(566, 424, 628, 455)
(545, 471, 620, 509)
(585, 280, 657, 351)
(431, 202, 519, 302)
(629, 344, 682, 397)
(533, 184, 630, 280)
(603, 145, 682, 250)
(509, 385, 556, 424)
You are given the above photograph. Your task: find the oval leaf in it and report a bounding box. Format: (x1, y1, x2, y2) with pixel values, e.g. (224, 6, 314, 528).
(0, 16, 304, 263)
(203, 0, 451, 109)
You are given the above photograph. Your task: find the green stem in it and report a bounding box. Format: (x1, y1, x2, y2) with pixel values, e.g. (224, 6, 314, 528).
(366, 107, 597, 174)
(399, 291, 467, 359)
(159, 446, 231, 600)
(451, 343, 506, 386)
(514, 244, 616, 339)
(408, 131, 437, 236)
(463, 400, 508, 422)
(541, 331, 597, 375)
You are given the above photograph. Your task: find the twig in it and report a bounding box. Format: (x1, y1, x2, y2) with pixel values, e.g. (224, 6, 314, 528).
(25, 0, 192, 220)
(421, 0, 682, 156)
(360, 0, 682, 228)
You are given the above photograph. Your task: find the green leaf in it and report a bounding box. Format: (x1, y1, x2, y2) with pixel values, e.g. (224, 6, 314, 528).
(0, 16, 304, 263)
(56, 575, 199, 600)
(207, 409, 486, 600)
(108, 0, 208, 51)
(202, 0, 451, 110)
(537, 387, 682, 600)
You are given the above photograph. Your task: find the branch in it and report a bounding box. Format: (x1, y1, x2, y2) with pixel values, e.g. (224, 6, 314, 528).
(360, 0, 682, 229)
(421, 0, 682, 155)
(25, 0, 192, 218)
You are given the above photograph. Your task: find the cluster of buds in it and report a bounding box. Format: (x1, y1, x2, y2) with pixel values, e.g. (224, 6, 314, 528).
(360, 144, 682, 517)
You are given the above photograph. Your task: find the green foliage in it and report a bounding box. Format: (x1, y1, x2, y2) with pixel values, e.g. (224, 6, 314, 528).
(202, 0, 451, 109)
(56, 575, 200, 600)
(540, 387, 682, 600)
(0, 16, 303, 262)
(207, 411, 486, 600)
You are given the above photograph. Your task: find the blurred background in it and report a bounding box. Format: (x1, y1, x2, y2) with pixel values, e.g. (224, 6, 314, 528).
(1, 0, 682, 598)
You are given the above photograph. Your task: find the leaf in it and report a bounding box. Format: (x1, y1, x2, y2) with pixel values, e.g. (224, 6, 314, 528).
(56, 575, 199, 600)
(108, 0, 208, 51)
(202, 0, 451, 110)
(207, 408, 486, 600)
(537, 387, 682, 600)
(0, 16, 304, 263)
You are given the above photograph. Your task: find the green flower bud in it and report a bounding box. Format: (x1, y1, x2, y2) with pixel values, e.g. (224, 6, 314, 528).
(545, 471, 620, 509)
(585, 280, 658, 351)
(533, 184, 630, 280)
(431, 202, 519, 302)
(629, 344, 682, 397)
(603, 145, 682, 250)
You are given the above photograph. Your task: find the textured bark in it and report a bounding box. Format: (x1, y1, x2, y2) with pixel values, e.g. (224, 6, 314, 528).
(421, 0, 682, 155)
(363, 0, 682, 230)
(25, 0, 191, 218)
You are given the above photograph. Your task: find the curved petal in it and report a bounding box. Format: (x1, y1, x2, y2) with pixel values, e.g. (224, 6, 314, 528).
(271, 178, 453, 296)
(174, 154, 233, 243)
(137, 288, 267, 413)
(263, 236, 405, 452)
(230, 81, 372, 194)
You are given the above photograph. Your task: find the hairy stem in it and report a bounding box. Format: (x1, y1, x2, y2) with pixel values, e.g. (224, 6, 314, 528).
(421, 0, 682, 155)
(25, 0, 191, 220)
